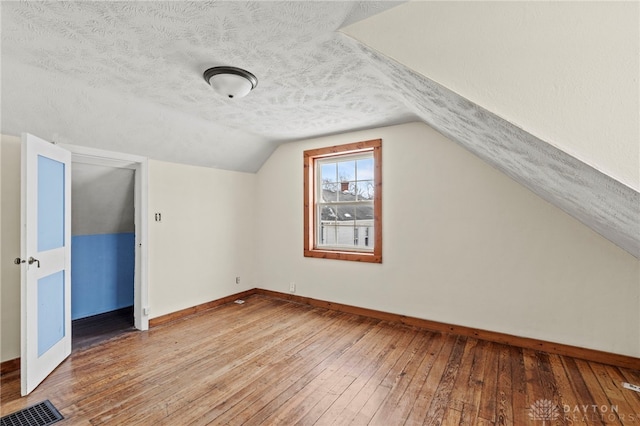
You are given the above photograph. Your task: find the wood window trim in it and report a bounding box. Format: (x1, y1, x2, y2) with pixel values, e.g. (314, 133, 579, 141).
(304, 139, 382, 263)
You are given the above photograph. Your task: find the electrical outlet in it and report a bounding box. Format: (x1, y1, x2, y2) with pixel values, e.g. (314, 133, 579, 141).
(235, 276, 241, 284)
(289, 282, 296, 293)
(623, 382, 640, 393)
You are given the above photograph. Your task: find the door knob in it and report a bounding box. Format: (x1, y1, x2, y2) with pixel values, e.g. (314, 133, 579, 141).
(28, 257, 40, 268)
(14, 257, 25, 265)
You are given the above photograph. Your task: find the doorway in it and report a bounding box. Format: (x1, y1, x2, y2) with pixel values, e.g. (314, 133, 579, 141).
(62, 144, 149, 343)
(70, 162, 136, 350)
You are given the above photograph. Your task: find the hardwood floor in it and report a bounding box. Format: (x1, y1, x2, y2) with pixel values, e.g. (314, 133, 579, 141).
(1, 294, 639, 425)
(72, 306, 135, 351)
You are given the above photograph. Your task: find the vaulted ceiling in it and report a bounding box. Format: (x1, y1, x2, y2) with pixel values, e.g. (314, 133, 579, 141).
(1, 1, 638, 258)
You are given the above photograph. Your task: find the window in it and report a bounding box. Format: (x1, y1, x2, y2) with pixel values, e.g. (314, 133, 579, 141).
(304, 139, 382, 263)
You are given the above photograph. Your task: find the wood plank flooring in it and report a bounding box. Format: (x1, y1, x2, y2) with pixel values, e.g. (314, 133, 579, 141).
(1, 295, 639, 425)
(72, 306, 135, 351)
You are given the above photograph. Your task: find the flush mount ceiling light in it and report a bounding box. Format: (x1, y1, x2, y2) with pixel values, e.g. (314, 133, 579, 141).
(203, 66, 258, 99)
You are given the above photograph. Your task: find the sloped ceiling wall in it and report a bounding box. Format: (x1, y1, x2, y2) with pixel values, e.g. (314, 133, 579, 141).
(71, 163, 134, 236)
(343, 1, 639, 258)
(343, 1, 639, 191)
(346, 39, 640, 258)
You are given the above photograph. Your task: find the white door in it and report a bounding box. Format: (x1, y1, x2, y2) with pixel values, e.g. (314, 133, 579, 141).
(20, 133, 72, 395)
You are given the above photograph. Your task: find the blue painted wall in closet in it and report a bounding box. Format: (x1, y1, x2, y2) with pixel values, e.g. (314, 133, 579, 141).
(71, 233, 134, 320)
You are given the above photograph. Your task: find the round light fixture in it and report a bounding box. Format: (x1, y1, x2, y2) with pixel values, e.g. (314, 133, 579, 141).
(203, 66, 258, 99)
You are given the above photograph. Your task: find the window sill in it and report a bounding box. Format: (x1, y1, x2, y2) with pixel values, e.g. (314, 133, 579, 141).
(304, 249, 382, 263)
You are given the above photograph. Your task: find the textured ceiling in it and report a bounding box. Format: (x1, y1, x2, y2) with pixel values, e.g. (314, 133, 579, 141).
(1, 1, 638, 258)
(1, 1, 411, 171)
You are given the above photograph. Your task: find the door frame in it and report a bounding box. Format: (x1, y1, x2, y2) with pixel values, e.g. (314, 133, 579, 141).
(61, 144, 149, 331)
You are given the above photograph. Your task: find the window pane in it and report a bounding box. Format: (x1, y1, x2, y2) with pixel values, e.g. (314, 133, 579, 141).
(318, 220, 339, 246)
(336, 205, 356, 223)
(355, 202, 374, 221)
(335, 223, 355, 246)
(355, 226, 372, 248)
(355, 180, 374, 200)
(321, 163, 337, 183)
(318, 221, 331, 246)
(38, 155, 65, 251)
(365, 226, 374, 247)
(321, 181, 338, 196)
(357, 158, 374, 180)
(337, 184, 356, 202)
(38, 270, 65, 356)
(319, 204, 337, 221)
(337, 160, 355, 183)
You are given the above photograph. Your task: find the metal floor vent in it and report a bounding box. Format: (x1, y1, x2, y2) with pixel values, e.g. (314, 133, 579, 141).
(1, 400, 63, 426)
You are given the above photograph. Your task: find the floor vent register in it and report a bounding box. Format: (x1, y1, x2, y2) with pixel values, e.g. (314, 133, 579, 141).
(1, 400, 63, 426)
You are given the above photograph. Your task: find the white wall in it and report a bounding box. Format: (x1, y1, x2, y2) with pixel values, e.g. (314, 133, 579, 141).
(2, 124, 638, 362)
(1, 135, 22, 362)
(343, 1, 640, 191)
(256, 122, 640, 357)
(148, 160, 257, 319)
